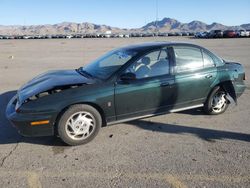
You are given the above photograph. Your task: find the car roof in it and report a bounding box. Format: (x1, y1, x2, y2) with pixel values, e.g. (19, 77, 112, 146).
(120, 41, 202, 52)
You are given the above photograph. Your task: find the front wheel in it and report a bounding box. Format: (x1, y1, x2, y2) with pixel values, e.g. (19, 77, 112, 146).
(57, 104, 102, 146)
(204, 86, 229, 115)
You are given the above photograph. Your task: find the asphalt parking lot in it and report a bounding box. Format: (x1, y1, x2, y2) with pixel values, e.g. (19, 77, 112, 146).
(0, 37, 250, 187)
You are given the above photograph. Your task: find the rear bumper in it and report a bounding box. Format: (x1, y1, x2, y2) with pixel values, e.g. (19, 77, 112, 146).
(6, 95, 55, 137)
(235, 83, 246, 98)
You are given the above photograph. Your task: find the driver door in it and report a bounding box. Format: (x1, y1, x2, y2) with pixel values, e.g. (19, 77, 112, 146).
(114, 48, 176, 120)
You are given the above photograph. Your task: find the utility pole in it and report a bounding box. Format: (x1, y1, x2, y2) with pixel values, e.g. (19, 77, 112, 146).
(155, 0, 159, 36)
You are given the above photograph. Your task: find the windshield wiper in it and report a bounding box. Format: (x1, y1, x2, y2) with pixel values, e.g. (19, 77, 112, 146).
(76, 68, 94, 79)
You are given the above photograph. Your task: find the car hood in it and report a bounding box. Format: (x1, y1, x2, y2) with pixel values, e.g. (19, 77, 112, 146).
(17, 69, 95, 105)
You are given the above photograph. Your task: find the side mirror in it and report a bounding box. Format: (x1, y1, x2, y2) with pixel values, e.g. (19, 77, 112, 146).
(120, 72, 136, 81)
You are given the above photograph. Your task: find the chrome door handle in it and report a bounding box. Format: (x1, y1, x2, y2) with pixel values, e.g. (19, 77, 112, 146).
(205, 74, 213, 79)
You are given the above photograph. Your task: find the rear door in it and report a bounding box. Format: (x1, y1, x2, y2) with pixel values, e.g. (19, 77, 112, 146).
(171, 45, 217, 107)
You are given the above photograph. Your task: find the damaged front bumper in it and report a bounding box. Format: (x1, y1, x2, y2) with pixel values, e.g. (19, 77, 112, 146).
(6, 95, 55, 137)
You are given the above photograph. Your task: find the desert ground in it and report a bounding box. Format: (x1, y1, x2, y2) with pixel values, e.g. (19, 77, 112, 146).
(0, 37, 250, 188)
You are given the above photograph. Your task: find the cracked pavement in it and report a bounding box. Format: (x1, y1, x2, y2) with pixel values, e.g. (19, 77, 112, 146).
(0, 143, 19, 167)
(0, 37, 250, 187)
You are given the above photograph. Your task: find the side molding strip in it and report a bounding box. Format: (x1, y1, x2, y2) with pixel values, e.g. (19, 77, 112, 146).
(108, 104, 204, 125)
(169, 104, 204, 113)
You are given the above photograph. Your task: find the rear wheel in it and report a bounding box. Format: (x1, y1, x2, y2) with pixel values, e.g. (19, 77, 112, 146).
(58, 104, 102, 146)
(204, 86, 229, 115)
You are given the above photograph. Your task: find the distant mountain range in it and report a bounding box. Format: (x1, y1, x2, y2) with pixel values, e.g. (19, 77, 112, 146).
(142, 18, 250, 32)
(0, 18, 249, 35)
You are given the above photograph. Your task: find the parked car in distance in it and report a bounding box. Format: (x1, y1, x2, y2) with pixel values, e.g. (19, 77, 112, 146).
(158, 33, 168, 37)
(195, 31, 209, 38)
(181, 32, 189, 36)
(6, 42, 246, 145)
(208, 30, 223, 38)
(247, 30, 250, 37)
(223, 30, 237, 38)
(236, 30, 250, 37)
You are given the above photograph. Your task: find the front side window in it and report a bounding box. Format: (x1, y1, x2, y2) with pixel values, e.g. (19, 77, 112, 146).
(125, 49, 170, 79)
(81, 49, 137, 79)
(173, 46, 203, 73)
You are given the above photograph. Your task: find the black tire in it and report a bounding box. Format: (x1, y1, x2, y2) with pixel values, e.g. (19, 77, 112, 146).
(204, 86, 229, 115)
(57, 104, 102, 146)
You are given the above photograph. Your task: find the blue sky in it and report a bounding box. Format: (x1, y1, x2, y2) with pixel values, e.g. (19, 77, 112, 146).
(0, 0, 249, 28)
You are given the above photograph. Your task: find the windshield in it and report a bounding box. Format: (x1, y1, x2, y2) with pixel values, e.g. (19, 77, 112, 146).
(80, 49, 137, 80)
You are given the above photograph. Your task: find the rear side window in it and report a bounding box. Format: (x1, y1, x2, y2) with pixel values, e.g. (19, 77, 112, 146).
(173, 46, 203, 73)
(208, 51, 224, 66)
(202, 50, 215, 67)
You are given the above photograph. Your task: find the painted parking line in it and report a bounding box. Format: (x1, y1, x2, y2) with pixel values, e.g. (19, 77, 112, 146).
(26, 171, 42, 188)
(182, 174, 250, 183)
(0, 170, 249, 187)
(166, 175, 187, 188)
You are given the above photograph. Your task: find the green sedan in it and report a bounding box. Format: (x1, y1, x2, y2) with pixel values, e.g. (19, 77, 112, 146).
(6, 42, 246, 145)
